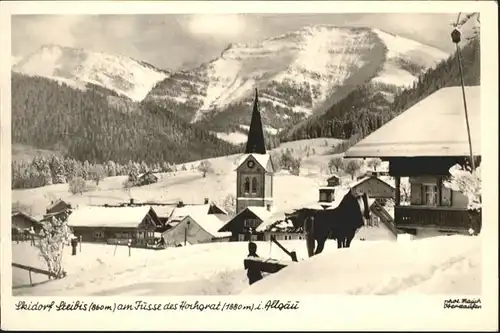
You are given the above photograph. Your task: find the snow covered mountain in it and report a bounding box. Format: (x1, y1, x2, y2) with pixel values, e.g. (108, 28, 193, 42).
(12, 45, 170, 102)
(146, 25, 449, 124)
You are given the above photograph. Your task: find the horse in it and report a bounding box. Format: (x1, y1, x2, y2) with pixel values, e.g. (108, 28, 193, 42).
(287, 189, 371, 257)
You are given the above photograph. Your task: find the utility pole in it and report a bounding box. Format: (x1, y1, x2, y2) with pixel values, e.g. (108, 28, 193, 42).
(451, 15, 476, 170)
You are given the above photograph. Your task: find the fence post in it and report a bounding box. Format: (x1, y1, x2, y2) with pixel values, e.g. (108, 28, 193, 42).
(79, 235, 82, 252)
(29, 269, 33, 285)
(128, 238, 132, 257)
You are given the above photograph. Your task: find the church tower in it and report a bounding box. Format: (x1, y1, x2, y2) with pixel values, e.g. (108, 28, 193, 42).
(235, 89, 275, 214)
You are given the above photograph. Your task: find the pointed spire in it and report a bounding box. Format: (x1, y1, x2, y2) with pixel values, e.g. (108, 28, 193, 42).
(245, 88, 266, 154)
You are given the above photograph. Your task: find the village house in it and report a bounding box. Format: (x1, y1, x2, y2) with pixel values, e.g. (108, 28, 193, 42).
(136, 171, 159, 186)
(12, 211, 43, 241)
(45, 199, 72, 215)
(67, 205, 162, 247)
(40, 199, 73, 224)
(345, 86, 481, 235)
(161, 213, 231, 247)
(219, 206, 273, 241)
(168, 199, 228, 221)
(255, 210, 306, 241)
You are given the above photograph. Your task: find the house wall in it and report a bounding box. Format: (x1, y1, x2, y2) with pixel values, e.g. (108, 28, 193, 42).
(222, 210, 265, 241)
(161, 216, 215, 247)
(265, 173, 273, 198)
(409, 175, 469, 209)
(72, 227, 137, 244)
(263, 232, 304, 241)
(12, 215, 41, 232)
(352, 179, 395, 198)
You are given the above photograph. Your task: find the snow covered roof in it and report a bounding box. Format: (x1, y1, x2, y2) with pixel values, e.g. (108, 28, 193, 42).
(234, 153, 273, 171)
(149, 205, 176, 218)
(319, 186, 337, 191)
(246, 206, 274, 221)
(255, 209, 292, 232)
(348, 176, 395, 190)
(46, 199, 71, 211)
(186, 214, 232, 239)
(345, 86, 481, 158)
(11, 211, 39, 224)
(169, 204, 211, 219)
(67, 206, 153, 228)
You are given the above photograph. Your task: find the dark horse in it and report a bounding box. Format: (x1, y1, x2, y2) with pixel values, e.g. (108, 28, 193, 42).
(287, 189, 371, 257)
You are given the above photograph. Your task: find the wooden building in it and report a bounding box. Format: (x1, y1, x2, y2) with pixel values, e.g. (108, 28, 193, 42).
(12, 211, 43, 241)
(137, 171, 159, 186)
(256, 217, 305, 242)
(67, 206, 162, 247)
(161, 213, 231, 247)
(219, 206, 273, 241)
(45, 199, 72, 215)
(318, 175, 340, 205)
(168, 202, 228, 221)
(349, 175, 395, 199)
(345, 86, 481, 235)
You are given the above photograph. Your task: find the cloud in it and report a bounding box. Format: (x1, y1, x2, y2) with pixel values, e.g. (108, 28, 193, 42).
(183, 14, 251, 40)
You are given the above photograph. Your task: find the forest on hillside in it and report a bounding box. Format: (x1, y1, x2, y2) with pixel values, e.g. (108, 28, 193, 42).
(279, 37, 481, 146)
(11, 73, 240, 165)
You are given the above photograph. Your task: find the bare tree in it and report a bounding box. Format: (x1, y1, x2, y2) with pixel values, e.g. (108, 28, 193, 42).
(198, 160, 214, 178)
(343, 159, 362, 180)
(89, 164, 106, 186)
(366, 158, 382, 171)
(328, 156, 344, 173)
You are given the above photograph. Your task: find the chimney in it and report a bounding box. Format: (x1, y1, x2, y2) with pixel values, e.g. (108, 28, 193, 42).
(204, 198, 209, 204)
(177, 200, 184, 208)
(129, 198, 134, 205)
(266, 204, 272, 212)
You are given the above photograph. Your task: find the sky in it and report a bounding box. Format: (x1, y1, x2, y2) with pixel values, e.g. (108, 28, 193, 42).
(11, 13, 471, 71)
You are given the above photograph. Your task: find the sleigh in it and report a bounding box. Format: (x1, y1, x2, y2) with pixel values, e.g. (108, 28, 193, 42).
(243, 235, 299, 274)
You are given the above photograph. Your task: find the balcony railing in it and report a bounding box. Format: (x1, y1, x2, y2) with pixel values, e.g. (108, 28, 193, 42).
(394, 206, 481, 232)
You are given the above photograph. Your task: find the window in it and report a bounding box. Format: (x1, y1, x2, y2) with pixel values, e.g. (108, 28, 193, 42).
(238, 234, 245, 241)
(244, 177, 250, 194)
(319, 192, 327, 202)
(251, 177, 258, 194)
(93, 231, 104, 238)
(250, 235, 257, 241)
(423, 184, 438, 205)
(243, 219, 260, 228)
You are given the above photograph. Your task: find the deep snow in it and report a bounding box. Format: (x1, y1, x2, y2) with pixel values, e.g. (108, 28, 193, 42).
(12, 233, 481, 297)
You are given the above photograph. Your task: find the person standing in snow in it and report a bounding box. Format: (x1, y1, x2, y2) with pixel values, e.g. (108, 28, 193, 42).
(246, 242, 263, 285)
(29, 226, 36, 246)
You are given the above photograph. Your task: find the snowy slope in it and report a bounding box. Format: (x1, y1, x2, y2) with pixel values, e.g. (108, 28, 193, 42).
(12, 235, 481, 296)
(147, 25, 448, 122)
(13, 45, 169, 102)
(243, 235, 481, 295)
(371, 29, 450, 86)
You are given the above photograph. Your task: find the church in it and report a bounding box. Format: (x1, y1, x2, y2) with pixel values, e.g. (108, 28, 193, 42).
(218, 89, 277, 241)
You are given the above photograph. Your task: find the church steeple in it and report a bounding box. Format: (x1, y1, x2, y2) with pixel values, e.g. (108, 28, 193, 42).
(245, 88, 266, 154)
